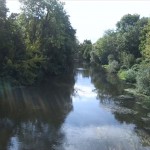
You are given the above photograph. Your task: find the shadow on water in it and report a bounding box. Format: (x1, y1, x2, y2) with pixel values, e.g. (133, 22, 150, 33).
(0, 73, 75, 150)
(90, 65, 150, 146)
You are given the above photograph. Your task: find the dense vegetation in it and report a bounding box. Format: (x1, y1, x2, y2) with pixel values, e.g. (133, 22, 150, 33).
(0, 0, 77, 85)
(78, 14, 150, 96)
(1, 0, 150, 97)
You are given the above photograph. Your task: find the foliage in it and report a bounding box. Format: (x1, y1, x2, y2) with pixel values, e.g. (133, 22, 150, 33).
(131, 64, 140, 71)
(0, 0, 77, 85)
(19, 0, 77, 75)
(107, 60, 120, 73)
(141, 19, 150, 60)
(136, 64, 150, 96)
(116, 14, 148, 58)
(108, 54, 115, 64)
(118, 70, 127, 80)
(125, 69, 136, 83)
(135, 58, 142, 64)
(90, 50, 100, 64)
(78, 40, 92, 61)
(94, 30, 118, 64)
(118, 69, 136, 83)
(119, 52, 135, 68)
(91, 14, 148, 67)
(0, 0, 7, 20)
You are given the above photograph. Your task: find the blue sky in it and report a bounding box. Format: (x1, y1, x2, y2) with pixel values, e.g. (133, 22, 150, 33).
(7, 0, 150, 43)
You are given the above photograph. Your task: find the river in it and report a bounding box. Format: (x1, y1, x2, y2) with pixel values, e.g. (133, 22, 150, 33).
(0, 64, 150, 150)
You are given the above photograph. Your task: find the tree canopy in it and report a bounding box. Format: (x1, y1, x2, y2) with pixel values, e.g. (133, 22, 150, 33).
(0, 0, 77, 85)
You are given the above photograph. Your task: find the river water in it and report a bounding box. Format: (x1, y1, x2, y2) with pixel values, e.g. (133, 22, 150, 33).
(0, 64, 150, 150)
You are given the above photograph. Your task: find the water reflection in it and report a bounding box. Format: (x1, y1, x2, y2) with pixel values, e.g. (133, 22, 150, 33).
(0, 64, 150, 150)
(90, 65, 150, 147)
(62, 65, 150, 150)
(0, 74, 75, 150)
(90, 65, 126, 99)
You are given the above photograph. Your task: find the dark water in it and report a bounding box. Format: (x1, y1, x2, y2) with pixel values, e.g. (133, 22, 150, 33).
(0, 64, 150, 150)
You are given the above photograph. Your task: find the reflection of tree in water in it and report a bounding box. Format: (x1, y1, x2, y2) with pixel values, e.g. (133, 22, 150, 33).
(113, 98, 150, 145)
(0, 73, 75, 150)
(90, 65, 150, 146)
(75, 62, 90, 78)
(9, 121, 65, 150)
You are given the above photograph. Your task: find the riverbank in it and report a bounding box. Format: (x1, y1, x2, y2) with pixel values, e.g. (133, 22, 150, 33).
(102, 64, 150, 105)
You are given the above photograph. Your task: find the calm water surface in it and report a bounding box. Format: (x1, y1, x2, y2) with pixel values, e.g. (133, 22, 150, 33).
(0, 65, 150, 150)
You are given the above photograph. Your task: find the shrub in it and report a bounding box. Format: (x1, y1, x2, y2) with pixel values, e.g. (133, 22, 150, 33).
(118, 69, 136, 83)
(120, 52, 135, 68)
(90, 51, 100, 64)
(135, 58, 142, 64)
(108, 54, 115, 64)
(136, 64, 150, 96)
(118, 70, 127, 80)
(131, 64, 140, 71)
(120, 65, 127, 70)
(125, 69, 136, 83)
(108, 60, 120, 73)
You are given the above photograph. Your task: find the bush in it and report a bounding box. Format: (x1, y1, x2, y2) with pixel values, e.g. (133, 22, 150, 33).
(131, 64, 140, 71)
(118, 70, 127, 80)
(120, 52, 135, 68)
(125, 69, 136, 83)
(108, 54, 115, 64)
(136, 64, 150, 96)
(90, 51, 100, 64)
(118, 69, 136, 83)
(120, 65, 127, 70)
(135, 58, 142, 64)
(108, 60, 120, 73)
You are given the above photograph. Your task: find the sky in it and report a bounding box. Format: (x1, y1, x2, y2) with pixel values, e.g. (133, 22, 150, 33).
(7, 0, 150, 43)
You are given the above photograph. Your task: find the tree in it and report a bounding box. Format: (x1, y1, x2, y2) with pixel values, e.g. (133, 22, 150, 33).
(0, 0, 7, 20)
(79, 40, 92, 61)
(19, 0, 76, 75)
(0, 0, 12, 72)
(116, 14, 148, 58)
(116, 14, 140, 32)
(140, 19, 150, 60)
(94, 30, 118, 64)
(90, 14, 148, 67)
(0, 0, 77, 85)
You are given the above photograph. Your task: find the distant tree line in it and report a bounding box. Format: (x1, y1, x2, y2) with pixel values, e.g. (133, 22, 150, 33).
(0, 0, 77, 85)
(78, 14, 150, 96)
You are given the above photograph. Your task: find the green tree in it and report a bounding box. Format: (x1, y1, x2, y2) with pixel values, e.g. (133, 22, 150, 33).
(79, 40, 92, 61)
(0, 0, 9, 67)
(0, 0, 76, 85)
(136, 64, 150, 96)
(141, 19, 150, 60)
(19, 0, 76, 75)
(116, 14, 148, 58)
(90, 14, 148, 69)
(0, 0, 7, 20)
(94, 30, 118, 64)
(116, 14, 140, 32)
